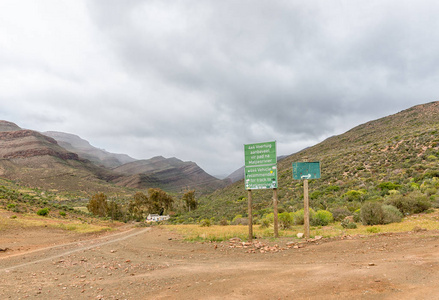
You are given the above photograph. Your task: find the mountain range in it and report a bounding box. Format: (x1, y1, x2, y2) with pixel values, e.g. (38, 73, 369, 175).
(112, 156, 229, 193)
(43, 131, 136, 168)
(1, 101, 438, 208)
(0, 121, 228, 195)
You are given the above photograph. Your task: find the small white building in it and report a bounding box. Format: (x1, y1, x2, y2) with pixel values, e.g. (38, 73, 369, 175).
(146, 214, 170, 222)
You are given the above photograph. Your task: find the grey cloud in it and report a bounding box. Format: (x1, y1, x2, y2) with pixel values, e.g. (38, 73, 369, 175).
(85, 0, 439, 171)
(1, 0, 438, 175)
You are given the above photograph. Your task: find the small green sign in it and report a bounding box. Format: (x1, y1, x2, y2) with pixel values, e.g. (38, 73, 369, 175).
(244, 141, 276, 167)
(245, 165, 278, 190)
(292, 162, 321, 180)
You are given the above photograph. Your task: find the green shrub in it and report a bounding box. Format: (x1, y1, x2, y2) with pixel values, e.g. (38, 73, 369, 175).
(232, 214, 243, 224)
(199, 219, 211, 227)
(360, 202, 384, 225)
(342, 190, 367, 202)
(232, 217, 248, 225)
(385, 191, 432, 215)
(385, 195, 412, 215)
(37, 207, 50, 217)
(410, 182, 420, 190)
(422, 170, 439, 179)
(347, 222, 357, 229)
(310, 191, 323, 200)
(311, 210, 333, 226)
(59, 211, 67, 217)
(326, 185, 340, 193)
(410, 193, 432, 213)
(259, 218, 271, 228)
(377, 182, 402, 191)
(427, 155, 437, 161)
(292, 209, 315, 225)
(6, 203, 16, 210)
(331, 208, 351, 221)
(388, 190, 400, 196)
(341, 219, 357, 229)
(425, 188, 437, 197)
(353, 209, 361, 223)
(367, 226, 381, 233)
(347, 201, 362, 212)
(219, 218, 229, 226)
(263, 213, 274, 222)
(382, 205, 403, 224)
(278, 212, 293, 229)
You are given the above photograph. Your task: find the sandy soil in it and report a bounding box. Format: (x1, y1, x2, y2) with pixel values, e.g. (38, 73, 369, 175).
(1, 222, 439, 300)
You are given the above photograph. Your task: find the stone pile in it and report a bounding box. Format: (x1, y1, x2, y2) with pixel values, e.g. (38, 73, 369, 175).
(223, 235, 334, 254)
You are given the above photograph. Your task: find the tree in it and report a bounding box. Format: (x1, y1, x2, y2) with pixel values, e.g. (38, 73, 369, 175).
(107, 200, 123, 221)
(87, 193, 108, 217)
(182, 190, 197, 212)
(128, 192, 149, 221)
(147, 188, 174, 214)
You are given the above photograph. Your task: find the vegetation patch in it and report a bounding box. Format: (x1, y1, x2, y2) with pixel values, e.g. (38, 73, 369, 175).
(36, 207, 50, 216)
(164, 209, 439, 242)
(0, 209, 116, 234)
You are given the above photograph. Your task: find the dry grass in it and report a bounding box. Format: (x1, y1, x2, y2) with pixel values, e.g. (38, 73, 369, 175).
(54, 222, 113, 233)
(0, 209, 114, 234)
(73, 206, 89, 213)
(164, 209, 439, 241)
(164, 224, 267, 241)
(0, 216, 9, 230)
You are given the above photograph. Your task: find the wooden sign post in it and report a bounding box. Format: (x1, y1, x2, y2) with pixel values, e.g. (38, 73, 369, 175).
(303, 178, 310, 239)
(248, 189, 253, 241)
(273, 188, 279, 238)
(292, 160, 321, 240)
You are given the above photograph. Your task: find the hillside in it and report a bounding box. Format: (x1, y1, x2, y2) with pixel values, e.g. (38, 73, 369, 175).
(113, 156, 230, 194)
(226, 166, 244, 183)
(0, 122, 127, 197)
(0, 120, 21, 132)
(43, 131, 136, 168)
(188, 101, 439, 221)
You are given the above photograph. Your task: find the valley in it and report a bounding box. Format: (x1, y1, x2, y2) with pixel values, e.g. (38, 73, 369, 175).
(1, 102, 439, 299)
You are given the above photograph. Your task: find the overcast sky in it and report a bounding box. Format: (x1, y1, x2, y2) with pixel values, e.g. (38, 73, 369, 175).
(1, 1, 438, 176)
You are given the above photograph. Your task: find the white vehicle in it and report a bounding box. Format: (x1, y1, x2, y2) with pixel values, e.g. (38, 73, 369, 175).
(146, 214, 170, 222)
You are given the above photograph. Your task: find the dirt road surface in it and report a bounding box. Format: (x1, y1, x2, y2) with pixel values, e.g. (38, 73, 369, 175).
(1, 225, 439, 299)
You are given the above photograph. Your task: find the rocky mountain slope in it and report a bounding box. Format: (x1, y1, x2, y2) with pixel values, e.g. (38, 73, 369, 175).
(113, 156, 230, 193)
(0, 120, 21, 132)
(189, 101, 439, 220)
(0, 121, 124, 196)
(226, 166, 244, 183)
(43, 131, 136, 168)
(0, 121, 229, 196)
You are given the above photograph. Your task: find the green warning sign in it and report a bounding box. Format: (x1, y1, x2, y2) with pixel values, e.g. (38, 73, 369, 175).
(244, 141, 277, 190)
(244, 141, 276, 167)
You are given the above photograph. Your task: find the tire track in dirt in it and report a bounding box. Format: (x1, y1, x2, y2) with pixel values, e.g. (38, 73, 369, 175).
(0, 227, 150, 272)
(0, 225, 135, 260)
